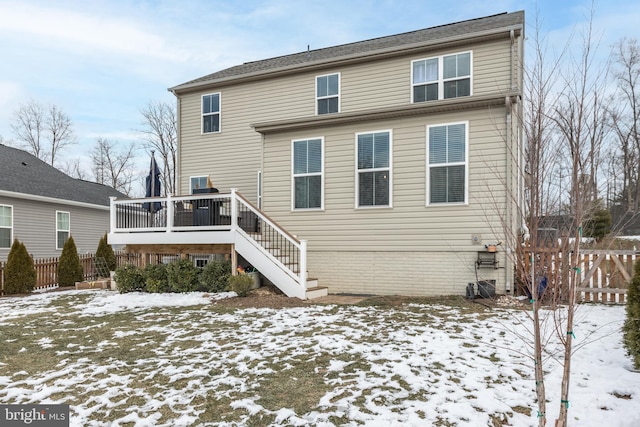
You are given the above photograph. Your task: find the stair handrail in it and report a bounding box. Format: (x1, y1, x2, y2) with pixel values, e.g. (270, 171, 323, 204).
(232, 190, 301, 245)
(232, 189, 307, 287)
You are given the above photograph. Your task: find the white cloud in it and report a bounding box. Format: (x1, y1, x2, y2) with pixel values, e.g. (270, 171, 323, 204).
(0, 80, 23, 138)
(0, 1, 186, 62)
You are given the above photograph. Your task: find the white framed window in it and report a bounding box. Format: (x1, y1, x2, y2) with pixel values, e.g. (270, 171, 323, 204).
(316, 73, 340, 115)
(412, 51, 472, 102)
(190, 176, 208, 193)
(356, 130, 392, 208)
(0, 205, 12, 249)
(56, 211, 70, 250)
(202, 93, 221, 133)
(292, 138, 324, 210)
(193, 256, 209, 268)
(427, 122, 468, 205)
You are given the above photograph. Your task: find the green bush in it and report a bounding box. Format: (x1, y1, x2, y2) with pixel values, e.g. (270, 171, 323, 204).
(57, 236, 83, 287)
(198, 259, 231, 292)
(167, 259, 200, 293)
(624, 259, 640, 370)
(4, 240, 36, 294)
(143, 263, 170, 293)
(584, 202, 612, 241)
(95, 233, 117, 273)
(114, 264, 145, 293)
(228, 274, 254, 297)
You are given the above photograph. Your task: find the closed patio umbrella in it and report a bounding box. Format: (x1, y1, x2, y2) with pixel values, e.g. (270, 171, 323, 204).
(143, 151, 162, 213)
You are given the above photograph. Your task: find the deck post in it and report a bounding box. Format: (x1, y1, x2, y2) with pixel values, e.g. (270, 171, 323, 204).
(230, 188, 238, 230)
(231, 245, 237, 276)
(230, 189, 239, 277)
(109, 197, 117, 233)
(166, 194, 173, 232)
(300, 240, 307, 288)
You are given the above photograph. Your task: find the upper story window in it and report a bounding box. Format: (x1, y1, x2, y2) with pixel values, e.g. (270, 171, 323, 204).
(427, 122, 467, 205)
(412, 52, 471, 102)
(316, 73, 340, 114)
(202, 93, 221, 133)
(357, 131, 391, 208)
(0, 205, 12, 249)
(292, 138, 323, 210)
(190, 176, 208, 193)
(56, 211, 70, 250)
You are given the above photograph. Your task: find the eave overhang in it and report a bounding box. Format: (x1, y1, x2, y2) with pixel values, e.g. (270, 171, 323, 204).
(251, 93, 519, 134)
(0, 189, 111, 210)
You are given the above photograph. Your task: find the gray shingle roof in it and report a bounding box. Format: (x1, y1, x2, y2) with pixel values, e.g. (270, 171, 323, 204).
(0, 144, 127, 206)
(172, 11, 524, 91)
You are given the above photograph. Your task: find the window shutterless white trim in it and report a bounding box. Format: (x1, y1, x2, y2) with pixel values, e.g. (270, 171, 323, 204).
(315, 72, 340, 115)
(0, 204, 13, 249)
(56, 211, 70, 250)
(190, 176, 208, 193)
(411, 51, 473, 102)
(426, 121, 469, 206)
(201, 92, 221, 134)
(355, 130, 393, 208)
(291, 137, 324, 211)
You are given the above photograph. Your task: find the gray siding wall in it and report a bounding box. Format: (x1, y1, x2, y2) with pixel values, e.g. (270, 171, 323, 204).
(0, 196, 110, 262)
(177, 38, 513, 203)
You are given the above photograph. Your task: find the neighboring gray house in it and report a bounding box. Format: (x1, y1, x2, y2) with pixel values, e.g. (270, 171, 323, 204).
(0, 144, 127, 261)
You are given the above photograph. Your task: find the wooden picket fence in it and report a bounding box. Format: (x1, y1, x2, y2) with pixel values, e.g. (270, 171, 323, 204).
(520, 245, 636, 304)
(0, 251, 143, 295)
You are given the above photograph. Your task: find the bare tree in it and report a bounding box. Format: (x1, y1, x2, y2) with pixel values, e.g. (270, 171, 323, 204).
(47, 104, 75, 167)
(90, 137, 137, 196)
(139, 100, 177, 196)
(60, 158, 90, 181)
(518, 16, 569, 426)
(608, 38, 640, 222)
(10, 100, 75, 166)
(550, 9, 609, 426)
(10, 100, 46, 160)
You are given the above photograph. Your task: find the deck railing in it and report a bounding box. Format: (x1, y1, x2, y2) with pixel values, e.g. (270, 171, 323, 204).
(109, 189, 307, 288)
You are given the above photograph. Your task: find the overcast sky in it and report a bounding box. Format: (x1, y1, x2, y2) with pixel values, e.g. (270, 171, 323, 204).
(0, 0, 638, 180)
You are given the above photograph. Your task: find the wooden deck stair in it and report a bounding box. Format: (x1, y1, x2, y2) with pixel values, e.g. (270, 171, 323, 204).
(239, 232, 328, 300)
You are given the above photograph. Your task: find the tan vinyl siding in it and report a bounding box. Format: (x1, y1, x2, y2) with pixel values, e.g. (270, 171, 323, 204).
(262, 107, 508, 252)
(0, 196, 110, 262)
(177, 39, 513, 202)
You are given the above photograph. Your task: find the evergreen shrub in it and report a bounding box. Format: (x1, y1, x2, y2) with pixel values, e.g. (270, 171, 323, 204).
(624, 259, 640, 370)
(95, 234, 117, 273)
(198, 259, 231, 292)
(57, 236, 83, 287)
(143, 263, 170, 293)
(4, 240, 36, 294)
(114, 264, 145, 293)
(167, 258, 200, 293)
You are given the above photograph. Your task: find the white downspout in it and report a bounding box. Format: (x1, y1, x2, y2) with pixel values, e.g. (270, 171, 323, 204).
(504, 28, 517, 293)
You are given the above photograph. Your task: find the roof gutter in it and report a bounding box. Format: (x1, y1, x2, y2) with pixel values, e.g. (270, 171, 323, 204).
(0, 190, 111, 211)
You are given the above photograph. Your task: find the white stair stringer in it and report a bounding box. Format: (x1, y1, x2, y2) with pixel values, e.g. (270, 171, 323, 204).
(234, 230, 307, 299)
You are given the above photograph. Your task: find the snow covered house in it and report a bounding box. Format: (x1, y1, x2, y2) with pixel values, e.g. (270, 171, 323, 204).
(109, 11, 525, 299)
(0, 144, 126, 262)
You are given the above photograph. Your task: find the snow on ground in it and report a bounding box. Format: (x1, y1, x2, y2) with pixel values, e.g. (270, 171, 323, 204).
(0, 290, 639, 426)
